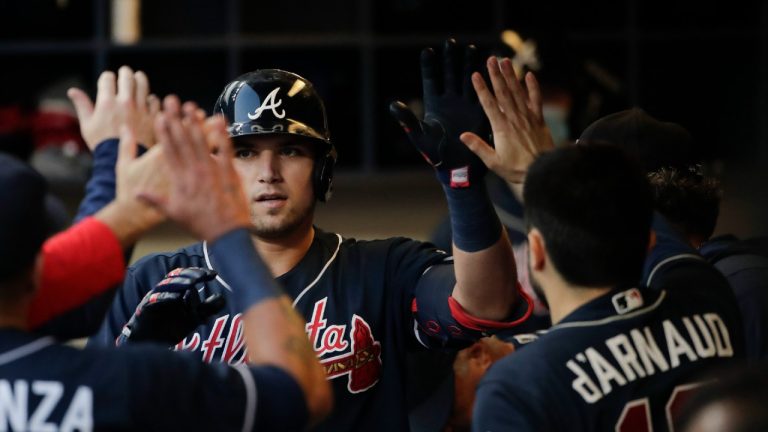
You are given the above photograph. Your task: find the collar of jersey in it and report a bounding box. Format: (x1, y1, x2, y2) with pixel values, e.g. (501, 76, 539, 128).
(549, 287, 665, 332)
(201, 228, 343, 303)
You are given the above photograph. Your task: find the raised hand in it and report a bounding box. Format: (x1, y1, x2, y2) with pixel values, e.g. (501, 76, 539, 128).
(140, 95, 251, 242)
(460, 56, 554, 184)
(68, 66, 160, 151)
(390, 38, 489, 188)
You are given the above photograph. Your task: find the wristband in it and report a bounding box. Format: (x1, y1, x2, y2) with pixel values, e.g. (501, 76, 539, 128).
(208, 228, 282, 310)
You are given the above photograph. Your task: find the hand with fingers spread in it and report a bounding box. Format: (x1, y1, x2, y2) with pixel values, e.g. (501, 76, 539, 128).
(460, 56, 554, 185)
(390, 38, 490, 188)
(68, 66, 160, 151)
(141, 95, 251, 242)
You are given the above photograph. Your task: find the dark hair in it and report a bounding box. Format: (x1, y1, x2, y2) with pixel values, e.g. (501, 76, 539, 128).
(523, 145, 653, 287)
(577, 108, 696, 174)
(648, 167, 721, 241)
(0, 153, 47, 290)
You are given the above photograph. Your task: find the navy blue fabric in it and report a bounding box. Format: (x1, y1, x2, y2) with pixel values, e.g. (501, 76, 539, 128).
(90, 228, 514, 432)
(0, 153, 47, 280)
(701, 235, 768, 360)
(75, 139, 119, 223)
(442, 182, 503, 253)
(412, 263, 531, 350)
(474, 282, 744, 432)
(208, 228, 281, 309)
(0, 328, 306, 431)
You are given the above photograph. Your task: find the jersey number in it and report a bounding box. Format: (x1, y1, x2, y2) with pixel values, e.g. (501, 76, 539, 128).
(615, 383, 703, 432)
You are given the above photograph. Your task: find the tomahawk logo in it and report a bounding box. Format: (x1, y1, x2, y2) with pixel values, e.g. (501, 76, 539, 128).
(306, 298, 383, 393)
(247, 88, 286, 120)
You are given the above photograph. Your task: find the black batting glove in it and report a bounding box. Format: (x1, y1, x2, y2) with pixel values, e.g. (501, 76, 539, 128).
(390, 38, 490, 188)
(116, 267, 225, 347)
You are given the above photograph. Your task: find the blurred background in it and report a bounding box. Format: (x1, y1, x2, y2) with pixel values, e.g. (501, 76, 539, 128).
(1, 0, 767, 257)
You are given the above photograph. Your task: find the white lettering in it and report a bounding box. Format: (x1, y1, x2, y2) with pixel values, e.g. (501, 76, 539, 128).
(0, 380, 93, 432)
(606, 334, 646, 381)
(60, 387, 93, 432)
(0, 380, 27, 432)
(664, 320, 698, 368)
(630, 327, 669, 374)
(704, 313, 734, 357)
(683, 315, 716, 358)
(567, 360, 602, 403)
(29, 381, 63, 432)
(586, 348, 627, 394)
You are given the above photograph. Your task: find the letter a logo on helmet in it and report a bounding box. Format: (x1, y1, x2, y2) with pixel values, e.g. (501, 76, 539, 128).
(247, 88, 286, 120)
(214, 69, 338, 202)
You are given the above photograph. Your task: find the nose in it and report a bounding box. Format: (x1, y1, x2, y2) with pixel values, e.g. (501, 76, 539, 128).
(256, 150, 282, 184)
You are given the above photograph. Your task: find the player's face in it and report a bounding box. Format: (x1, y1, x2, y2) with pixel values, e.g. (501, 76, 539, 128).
(231, 135, 316, 239)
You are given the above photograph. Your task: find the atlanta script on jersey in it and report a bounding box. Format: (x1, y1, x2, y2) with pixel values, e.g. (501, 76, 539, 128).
(91, 228, 531, 432)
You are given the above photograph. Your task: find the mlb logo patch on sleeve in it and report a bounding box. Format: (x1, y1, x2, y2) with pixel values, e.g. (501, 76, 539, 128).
(611, 288, 644, 314)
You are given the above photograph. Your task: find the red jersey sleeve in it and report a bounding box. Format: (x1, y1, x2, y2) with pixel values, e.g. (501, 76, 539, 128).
(28, 217, 125, 329)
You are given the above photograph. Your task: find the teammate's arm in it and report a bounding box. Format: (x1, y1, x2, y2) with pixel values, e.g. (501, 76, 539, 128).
(68, 66, 160, 222)
(390, 40, 519, 320)
(29, 67, 164, 330)
(140, 102, 331, 424)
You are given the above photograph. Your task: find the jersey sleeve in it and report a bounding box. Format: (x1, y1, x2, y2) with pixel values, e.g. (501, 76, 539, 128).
(127, 349, 308, 431)
(411, 263, 533, 350)
(28, 217, 125, 330)
(473, 371, 551, 432)
(74, 139, 119, 222)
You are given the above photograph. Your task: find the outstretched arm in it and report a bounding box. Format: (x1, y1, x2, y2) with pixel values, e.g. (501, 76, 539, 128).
(68, 66, 160, 222)
(29, 68, 165, 332)
(390, 40, 517, 321)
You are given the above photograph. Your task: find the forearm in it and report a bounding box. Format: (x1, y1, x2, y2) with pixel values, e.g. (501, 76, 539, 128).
(29, 217, 125, 329)
(452, 230, 518, 320)
(242, 297, 332, 426)
(208, 229, 331, 423)
(93, 200, 160, 249)
(444, 183, 518, 320)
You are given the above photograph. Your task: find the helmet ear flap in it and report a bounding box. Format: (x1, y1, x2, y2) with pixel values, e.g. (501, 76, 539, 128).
(314, 147, 336, 202)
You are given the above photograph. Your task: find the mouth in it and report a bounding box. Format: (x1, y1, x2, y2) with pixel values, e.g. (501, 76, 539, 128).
(255, 192, 288, 208)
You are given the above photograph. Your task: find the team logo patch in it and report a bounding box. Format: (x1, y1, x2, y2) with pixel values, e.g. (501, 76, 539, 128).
(306, 298, 383, 393)
(611, 288, 644, 314)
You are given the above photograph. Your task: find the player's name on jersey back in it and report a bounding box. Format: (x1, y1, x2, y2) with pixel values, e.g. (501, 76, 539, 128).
(567, 312, 733, 403)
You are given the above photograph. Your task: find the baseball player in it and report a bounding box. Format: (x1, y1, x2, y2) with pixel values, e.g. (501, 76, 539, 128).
(87, 40, 533, 431)
(0, 106, 330, 430)
(461, 56, 744, 431)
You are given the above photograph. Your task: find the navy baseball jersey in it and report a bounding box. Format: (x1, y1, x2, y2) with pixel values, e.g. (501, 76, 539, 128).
(90, 228, 531, 432)
(473, 282, 744, 432)
(0, 329, 306, 431)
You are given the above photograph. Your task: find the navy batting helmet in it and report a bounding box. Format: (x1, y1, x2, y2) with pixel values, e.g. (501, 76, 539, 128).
(213, 69, 337, 202)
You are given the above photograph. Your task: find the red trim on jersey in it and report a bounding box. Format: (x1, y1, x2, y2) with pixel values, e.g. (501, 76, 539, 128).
(448, 282, 534, 330)
(27, 217, 125, 329)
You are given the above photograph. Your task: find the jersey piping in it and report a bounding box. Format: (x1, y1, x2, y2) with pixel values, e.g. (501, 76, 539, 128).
(232, 364, 257, 432)
(0, 336, 54, 366)
(292, 233, 343, 307)
(202, 233, 343, 306)
(549, 290, 667, 331)
(203, 241, 233, 292)
(646, 253, 703, 287)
